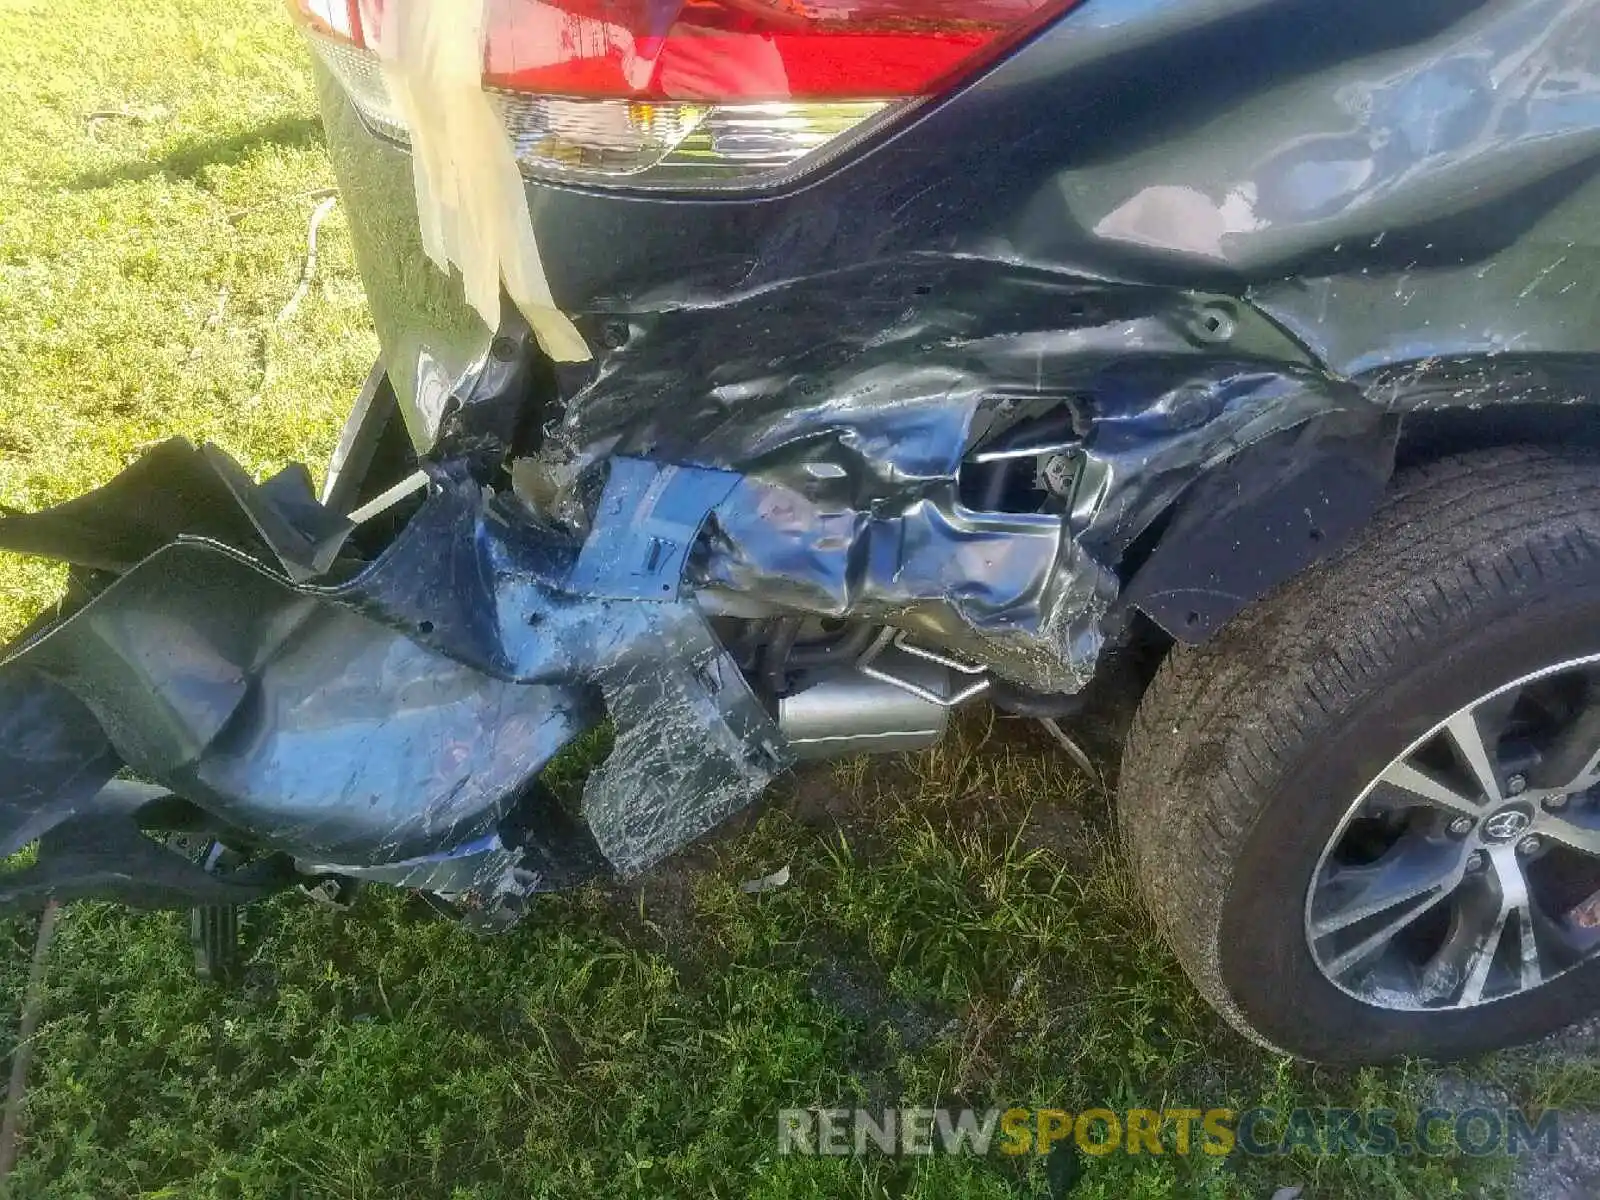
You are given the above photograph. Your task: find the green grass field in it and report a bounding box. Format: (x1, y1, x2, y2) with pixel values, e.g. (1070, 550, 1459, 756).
(0, 2, 1592, 1196)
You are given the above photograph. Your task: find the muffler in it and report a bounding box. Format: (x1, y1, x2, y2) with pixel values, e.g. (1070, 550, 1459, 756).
(778, 658, 951, 760)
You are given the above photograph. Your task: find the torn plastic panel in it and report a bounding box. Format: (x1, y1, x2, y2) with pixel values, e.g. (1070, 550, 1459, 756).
(10, 543, 594, 864)
(16, 0, 1561, 928)
(0, 438, 353, 582)
(1, 781, 297, 914)
(0, 441, 791, 912)
(0, 669, 123, 861)
(321, 359, 413, 515)
(0, 669, 289, 913)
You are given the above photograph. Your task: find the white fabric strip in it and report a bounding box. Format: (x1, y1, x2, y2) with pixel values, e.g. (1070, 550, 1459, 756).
(363, 0, 591, 363)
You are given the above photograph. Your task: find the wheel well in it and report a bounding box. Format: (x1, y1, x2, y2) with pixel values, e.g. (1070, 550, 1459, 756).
(1396, 401, 1600, 472)
(1098, 398, 1600, 745)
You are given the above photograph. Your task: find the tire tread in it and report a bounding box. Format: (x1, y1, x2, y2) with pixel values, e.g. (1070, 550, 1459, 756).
(1119, 446, 1600, 1053)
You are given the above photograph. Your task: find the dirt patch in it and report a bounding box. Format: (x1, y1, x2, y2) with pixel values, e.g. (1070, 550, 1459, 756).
(1432, 1020, 1600, 1200)
(602, 848, 721, 979)
(772, 762, 889, 832)
(1513, 1111, 1600, 1200)
(808, 957, 946, 1053)
(1014, 798, 1104, 872)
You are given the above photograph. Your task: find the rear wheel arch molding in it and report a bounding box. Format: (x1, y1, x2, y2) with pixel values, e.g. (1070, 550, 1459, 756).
(1115, 359, 1600, 647)
(1114, 406, 1398, 644)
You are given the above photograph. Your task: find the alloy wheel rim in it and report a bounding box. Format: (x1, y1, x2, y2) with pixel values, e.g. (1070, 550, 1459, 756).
(1306, 653, 1600, 1011)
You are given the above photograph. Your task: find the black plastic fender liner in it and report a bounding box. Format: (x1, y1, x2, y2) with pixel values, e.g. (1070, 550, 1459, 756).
(6, 539, 600, 866)
(0, 665, 296, 914)
(0, 442, 786, 899)
(0, 782, 297, 914)
(1118, 408, 1400, 642)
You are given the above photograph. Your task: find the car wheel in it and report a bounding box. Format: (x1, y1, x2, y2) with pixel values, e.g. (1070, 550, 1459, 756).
(1119, 446, 1600, 1062)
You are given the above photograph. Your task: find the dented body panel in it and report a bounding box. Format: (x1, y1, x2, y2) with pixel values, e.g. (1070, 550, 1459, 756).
(319, 0, 1600, 624)
(326, 0, 1600, 418)
(3, 0, 1599, 914)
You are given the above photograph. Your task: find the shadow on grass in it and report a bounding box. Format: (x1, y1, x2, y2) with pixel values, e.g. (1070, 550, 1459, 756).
(67, 114, 325, 190)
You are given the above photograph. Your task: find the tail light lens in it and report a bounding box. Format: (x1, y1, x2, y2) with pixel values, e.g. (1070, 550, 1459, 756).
(292, 0, 1076, 189)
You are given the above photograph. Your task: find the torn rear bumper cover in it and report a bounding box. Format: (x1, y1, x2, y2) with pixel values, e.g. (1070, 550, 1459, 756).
(0, 439, 803, 912)
(2, 413, 1097, 911)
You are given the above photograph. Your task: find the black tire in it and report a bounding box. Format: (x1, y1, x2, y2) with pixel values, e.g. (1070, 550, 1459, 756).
(1119, 446, 1600, 1062)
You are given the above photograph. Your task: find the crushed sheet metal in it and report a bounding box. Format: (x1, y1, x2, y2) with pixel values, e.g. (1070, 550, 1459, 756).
(364, 0, 589, 363)
(704, 479, 1112, 694)
(550, 258, 1381, 691)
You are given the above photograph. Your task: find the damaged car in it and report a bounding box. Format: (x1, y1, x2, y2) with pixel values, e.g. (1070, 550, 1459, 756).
(4, 0, 1600, 1065)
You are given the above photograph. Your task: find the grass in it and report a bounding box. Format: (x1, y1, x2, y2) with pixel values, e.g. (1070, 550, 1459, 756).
(0, 1, 1591, 1197)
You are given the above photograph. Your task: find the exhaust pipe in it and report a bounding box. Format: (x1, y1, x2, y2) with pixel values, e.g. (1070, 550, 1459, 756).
(778, 660, 950, 760)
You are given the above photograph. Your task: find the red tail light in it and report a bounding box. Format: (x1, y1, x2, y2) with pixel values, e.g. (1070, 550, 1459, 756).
(476, 1, 1077, 101)
(293, 0, 1078, 187)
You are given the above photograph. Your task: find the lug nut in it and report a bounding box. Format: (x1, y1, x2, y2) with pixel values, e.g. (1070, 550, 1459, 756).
(1518, 835, 1542, 857)
(1545, 794, 1571, 813)
(1466, 850, 1487, 872)
(1448, 816, 1475, 837)
(1507, 774, 1529, 796)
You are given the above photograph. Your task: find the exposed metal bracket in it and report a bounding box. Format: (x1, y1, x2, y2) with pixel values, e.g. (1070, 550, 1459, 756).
(857, 628, 991, 708)
(346, 470, 430, 525)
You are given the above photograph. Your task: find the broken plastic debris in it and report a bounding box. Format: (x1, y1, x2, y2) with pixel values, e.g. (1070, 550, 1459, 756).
(739, 864, 792, 894)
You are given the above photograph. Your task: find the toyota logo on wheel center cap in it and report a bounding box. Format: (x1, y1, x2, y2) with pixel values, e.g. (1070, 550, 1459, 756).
(1482, 807, 1534, 842)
